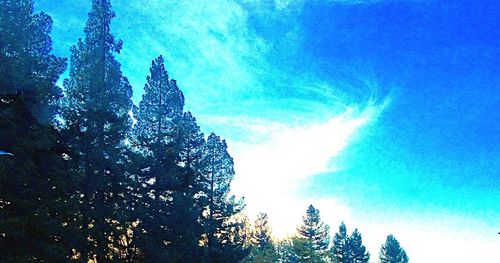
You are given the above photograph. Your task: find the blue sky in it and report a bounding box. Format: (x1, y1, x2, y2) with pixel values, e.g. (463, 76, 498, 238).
(36, 0, 499, 261)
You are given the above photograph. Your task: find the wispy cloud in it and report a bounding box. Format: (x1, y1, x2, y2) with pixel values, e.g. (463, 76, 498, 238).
(112, 0, 268, 111)
(269, 0, 383, 11)
(204, 99, 388, 236)
(114, 0, 373, 119)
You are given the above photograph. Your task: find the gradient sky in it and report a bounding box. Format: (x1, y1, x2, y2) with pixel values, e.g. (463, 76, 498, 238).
(36, 0, 499, 262)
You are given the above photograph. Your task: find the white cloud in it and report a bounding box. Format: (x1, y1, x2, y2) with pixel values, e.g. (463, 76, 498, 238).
(357, 218, 500, 262)
(208, 94, 500, 262)
(210, 101, 387, 236)
(113, 0, 269, 109)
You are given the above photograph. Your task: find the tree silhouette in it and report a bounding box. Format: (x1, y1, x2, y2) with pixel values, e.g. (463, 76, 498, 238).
(379, 234, 408, 263)
(297, 204, 330, 257)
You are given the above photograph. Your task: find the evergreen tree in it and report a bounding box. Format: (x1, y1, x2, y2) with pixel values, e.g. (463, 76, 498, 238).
(330, 223, 370, 263)
(278, 237, 325, 263)
(132, 55, 185, 260)
(132, 56, 215, 261)
(243, 212, 277, 262)
(251, 212, 273, 249)
(219, 212, 252, 262)
(201, 133, 246, 262)
(61, 0, 133, 260)
(0, 0, 77, 261)
(297, 205, 330, 256)
(349, 229, 370, 263)
(0, 0, 66, 120)
(166, 111, 207, 262)
(379, 234, 408, 263)
(330, 222, 350, 263)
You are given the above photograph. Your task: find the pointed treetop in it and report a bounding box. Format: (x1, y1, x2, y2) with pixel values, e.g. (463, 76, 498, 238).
(297, 204, 330, 253)
(252, 212, 273, 249)
(330, 221, 350, 263)
(379, 234, 408, 263)
(350, 228, 370, 263)
(84, 0, 121, 52)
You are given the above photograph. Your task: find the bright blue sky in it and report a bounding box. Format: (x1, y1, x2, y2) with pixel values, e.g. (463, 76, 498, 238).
(37, 0, 499, 261)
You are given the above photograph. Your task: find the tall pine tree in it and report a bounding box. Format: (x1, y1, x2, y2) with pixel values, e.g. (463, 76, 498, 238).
(61, 0, 133, 260)
(349, 229, 370, 263)
(0, 0, 73, 261)
(131, 55, 185, 260)
(243, 212, 278, 263)
(201, 132, 247, 262)
(251, 212, 273, 249)
(169, 111, 207, 261)
(330, 222, 350, 263)
(330, 223, 370, 263)
(297, 205, 330, 257)
(132, 56, 209, 261)
(379, 234, 408, 263)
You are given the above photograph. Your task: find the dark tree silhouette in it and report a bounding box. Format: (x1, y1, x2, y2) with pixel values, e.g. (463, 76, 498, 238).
(131, 55, 185, 260)
(201, 133, 247, 262)
(61, 0, 134, 260)
(0, 0, 74, 261)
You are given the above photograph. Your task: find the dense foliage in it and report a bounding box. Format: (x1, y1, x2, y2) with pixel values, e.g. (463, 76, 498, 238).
(0, 0, 409, 262)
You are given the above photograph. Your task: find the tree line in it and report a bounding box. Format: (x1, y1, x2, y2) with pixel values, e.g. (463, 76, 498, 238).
(0, 0, 408, 262)
(250, 205, 409, 263)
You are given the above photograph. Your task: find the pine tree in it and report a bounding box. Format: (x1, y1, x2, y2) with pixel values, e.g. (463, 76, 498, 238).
(201, 132, 247, 262)
(220, 212, 252, 262)
(0, 0, 75, 261)
(297, 205, 330, 256)
(379, 234, 408, 263)
(167, 111, 207, 262)
(251, 212, 273, 249)
(349, 229, 370, 263)
(243, 212, 277, 263)
(0, 0, 66, 120)
(330, 223, 371, 263)
(61, 0, 133, 260)
(131, 55, 185, 260)
(330, 222, 350, 263)
(281, 237, 324, 263)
